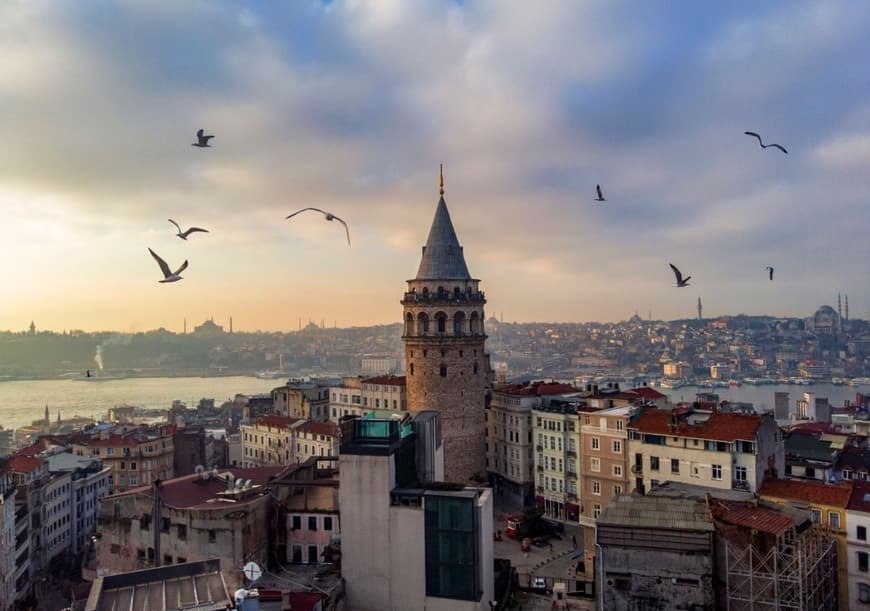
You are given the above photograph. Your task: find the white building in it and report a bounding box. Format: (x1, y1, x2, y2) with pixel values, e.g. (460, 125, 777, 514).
(47, 453, 112, 555)
(847, 483, 870, 609)
(340, 413, 494, 611)
(41, 470, 72, 566)
(0, 466, 17, 610)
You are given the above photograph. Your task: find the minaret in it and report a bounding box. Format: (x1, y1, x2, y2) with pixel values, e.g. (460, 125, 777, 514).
(183, 317, 187, 334)
(838, 293, 842, 319)
(44, 405, 50, 430)
(229, 317, 233, 334)
(697, 296, 703, 321)
(402, 165, 489, 482)
(845, 295, 849, 320)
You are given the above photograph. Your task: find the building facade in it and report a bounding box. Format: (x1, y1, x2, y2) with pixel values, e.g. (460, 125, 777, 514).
(328, 376, 407, 423)
(272, 380, 332, 422)
(339, 414, 493, 611)
(628, 408, 784, 495)
(95, 467, 285, 590)
(72, 427, 175, 494)
(240, 416, 340, 468)
(402, 178, 489, 483)
(846, 481, 870, 610)
(488, 382, 575, 508)
(46, 453, 112, 555)
(0, 464, 17, 609)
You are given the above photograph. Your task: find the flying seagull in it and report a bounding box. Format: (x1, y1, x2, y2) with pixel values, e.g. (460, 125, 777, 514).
(744, 131, 787, 154)
(192, 129, 214, 148)
(669, 263, 691, 288)
(595, 184, 606, 202)
(285, 208, 351, 246)
(148, 248, 188, 283)
(766, 266, 774, 281)
(168, 219, 209, 240)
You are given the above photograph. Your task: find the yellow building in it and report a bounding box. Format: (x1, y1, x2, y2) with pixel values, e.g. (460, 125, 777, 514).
(759, 478, 853, 611)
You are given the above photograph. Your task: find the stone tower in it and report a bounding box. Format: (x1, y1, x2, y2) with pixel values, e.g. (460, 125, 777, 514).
(402, 167, 488, 483)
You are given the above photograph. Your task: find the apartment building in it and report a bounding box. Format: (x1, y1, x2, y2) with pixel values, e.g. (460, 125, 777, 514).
(328, 375, 407, 423)
(272, 379, 332, 422)
(240, 416, 339, 468)
(489, 382, 575, 507)
(46, 453, 111, 555)
(96, 467, 286, 590)
(759, 478, 853, 610)
(628, 407, 784, 495)
(72, 426, 174, 494)
(576, 404, 636, 593)
(846, 481, 870, 610)
(0, 463, 17, 609)
(532, 399, 580, 523)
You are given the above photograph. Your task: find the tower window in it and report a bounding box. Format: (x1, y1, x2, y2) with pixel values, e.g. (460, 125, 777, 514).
(410, 363, 414, 376)
(436, 315, 446, 334)
(423, 350, 428, 357)
(441, 350, 446, 357)
(439, 365, 447, 377)
(474, 362, 479, 374)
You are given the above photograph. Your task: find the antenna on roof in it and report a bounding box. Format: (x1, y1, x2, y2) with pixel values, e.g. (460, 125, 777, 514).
(243, 561, 262, 583)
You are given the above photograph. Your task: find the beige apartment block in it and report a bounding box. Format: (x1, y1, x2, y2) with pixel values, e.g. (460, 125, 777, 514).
(72, 427, 174, 494)
(328, 375, 407, 423)
(576, 405, 636, 591)
(628, 407, 784, 496)
(240, 416, 339, 468)
(488, 382, 575, 507)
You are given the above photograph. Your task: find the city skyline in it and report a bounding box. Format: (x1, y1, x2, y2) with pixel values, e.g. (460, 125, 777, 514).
(3, 1, 869, 332)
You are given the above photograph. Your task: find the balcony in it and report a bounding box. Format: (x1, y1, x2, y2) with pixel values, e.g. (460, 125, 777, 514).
(631, 464, 643, 474)
(537, 465, 544, 473)
(732, 480, 750, 491)
(567, 493, 578, 502)
(566, 449, 577, 458)
(536, 445, 543, 452)
(566, 471, 578, 479)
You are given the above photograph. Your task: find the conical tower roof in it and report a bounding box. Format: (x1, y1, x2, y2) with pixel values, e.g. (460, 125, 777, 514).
(415, 195, 471, 280)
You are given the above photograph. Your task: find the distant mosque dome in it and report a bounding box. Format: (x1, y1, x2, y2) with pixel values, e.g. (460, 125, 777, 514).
(806, 305, 840, 335)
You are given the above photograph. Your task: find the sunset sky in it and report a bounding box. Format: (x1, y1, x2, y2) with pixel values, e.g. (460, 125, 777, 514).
(2, 1, 868, 332)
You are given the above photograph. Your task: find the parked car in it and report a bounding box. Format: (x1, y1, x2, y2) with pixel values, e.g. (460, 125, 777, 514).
(531, 536, 549, 547)
(531, 577, 549, 594)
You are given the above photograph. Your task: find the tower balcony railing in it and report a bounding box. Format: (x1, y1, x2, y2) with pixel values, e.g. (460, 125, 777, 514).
(402, 291, 486, 304)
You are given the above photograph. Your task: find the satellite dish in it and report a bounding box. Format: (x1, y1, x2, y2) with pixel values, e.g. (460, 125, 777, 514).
(194, 465, 204, 474)
(245, 479, 252, 489)
(212, 467, 219, 479)
(243, 561, 262, 582)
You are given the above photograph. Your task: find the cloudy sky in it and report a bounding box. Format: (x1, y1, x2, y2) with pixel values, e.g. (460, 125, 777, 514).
(2, 0, 868, 332)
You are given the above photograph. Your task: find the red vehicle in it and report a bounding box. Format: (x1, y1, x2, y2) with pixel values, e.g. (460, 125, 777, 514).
(505, 514, 526, 539)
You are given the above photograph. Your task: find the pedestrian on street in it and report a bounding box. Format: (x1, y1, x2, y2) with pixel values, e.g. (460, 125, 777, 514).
(549, 542, 554, 554)
(572, 534, 577, 548)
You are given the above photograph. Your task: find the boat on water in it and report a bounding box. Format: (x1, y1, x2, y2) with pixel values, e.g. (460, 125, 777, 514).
(728, 379, 742, 387)
(255, 370, 292, 380)
(659, 379, 687, 389)
(73, 369, 126, 382)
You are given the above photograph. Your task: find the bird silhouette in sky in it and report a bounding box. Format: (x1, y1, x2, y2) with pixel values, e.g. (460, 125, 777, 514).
(766, 266, 774, 281)
(149, 248, 188, 283)
(169, 219, 209, 240)
(285, 208, 351, 246)
(744, 131, 787, 154)
(595, 184, 606, 202)
(669, 263, 691, 287)
(192, 128, 214, 148)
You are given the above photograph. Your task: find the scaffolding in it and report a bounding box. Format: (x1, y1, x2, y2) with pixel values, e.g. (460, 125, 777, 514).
(724, 527, 838, 610)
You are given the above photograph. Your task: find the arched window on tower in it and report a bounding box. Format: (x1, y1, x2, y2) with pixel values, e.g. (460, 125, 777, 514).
(454, 287, 461, 300)
(439, 364, 447, 378)
(470, 311, 480, 334)
(453, 311, 466, 336)
(437, 286, 446, 298)
(435, 312, 447, 334)
(418, 312, 429, 335)
(405, 313, 413, 336)
(410, 363, 414, 376)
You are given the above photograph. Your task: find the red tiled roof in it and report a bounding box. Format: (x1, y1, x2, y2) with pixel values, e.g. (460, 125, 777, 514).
(298, 421, 340, 437)
(627, 386, 667, 399)
(286, 592, 327, 611)
(629, 409, 762, 442)
(362, 375, 406, 386)
(786, 422, 849, 437)
(17, 437, 68, 457)
(848, 481, 870, 513)
(114, 467, 289, 509)
(759, 478, 853, 508)
(710, 499, 795, 536)
(255, 415, 300, 428)
(9, 456, 45, 474)
(495, 382, 576, 396)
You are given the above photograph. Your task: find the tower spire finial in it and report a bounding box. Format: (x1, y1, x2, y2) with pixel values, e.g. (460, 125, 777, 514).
(439, 163, 444, 196)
